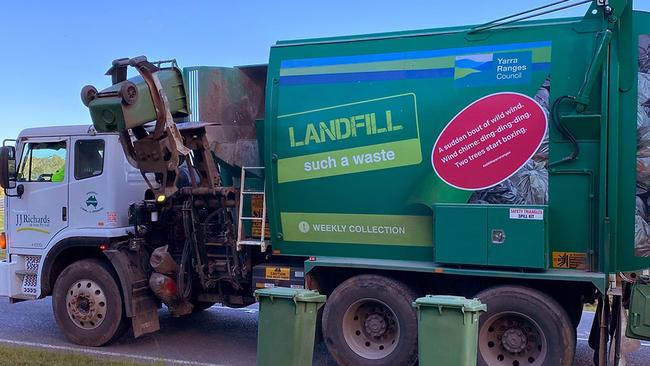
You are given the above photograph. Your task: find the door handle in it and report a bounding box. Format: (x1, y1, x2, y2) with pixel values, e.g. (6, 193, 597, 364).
(491, 229, 506, 244)
(62, 207, 67, 222)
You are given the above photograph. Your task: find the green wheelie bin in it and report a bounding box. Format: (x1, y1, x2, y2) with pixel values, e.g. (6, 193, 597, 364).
(255, 287, 327, 366)
(414, 295, 487, 366)
(627, 276, 650, 340)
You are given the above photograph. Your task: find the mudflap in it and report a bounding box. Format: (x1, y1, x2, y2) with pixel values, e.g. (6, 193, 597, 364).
(104, 248, 160, 338)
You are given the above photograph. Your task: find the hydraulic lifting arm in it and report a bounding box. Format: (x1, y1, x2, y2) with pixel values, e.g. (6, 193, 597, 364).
(81, 56, 225, 199)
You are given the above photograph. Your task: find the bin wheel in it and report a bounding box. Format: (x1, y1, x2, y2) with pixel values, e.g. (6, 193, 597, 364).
(322, 274, 418, 366)
(119, 81, 138, 105)
(80, 85, 98, 107)
(52, 259, 128, 346)
(475, 285, 575, 366)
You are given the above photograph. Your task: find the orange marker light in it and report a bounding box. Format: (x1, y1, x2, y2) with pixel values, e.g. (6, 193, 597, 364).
(0, 232, 6, 250)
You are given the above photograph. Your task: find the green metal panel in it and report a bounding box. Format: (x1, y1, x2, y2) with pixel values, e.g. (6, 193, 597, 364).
(434, 205, 487, 266)
(434, 204, 547, 269)
(547, 113, 600, 271)
(260, 3, 650, 280)
(266, 17, 586, 262)
(487, 206, 547, 269)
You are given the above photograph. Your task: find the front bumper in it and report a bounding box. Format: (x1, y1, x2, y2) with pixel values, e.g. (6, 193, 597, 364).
(0, 259, 16, 297)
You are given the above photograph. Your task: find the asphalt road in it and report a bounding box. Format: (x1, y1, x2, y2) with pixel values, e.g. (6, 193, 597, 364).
(0, 298, 647, 365)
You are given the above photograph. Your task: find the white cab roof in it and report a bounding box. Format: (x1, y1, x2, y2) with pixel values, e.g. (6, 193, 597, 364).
(17, 125, 116, 139)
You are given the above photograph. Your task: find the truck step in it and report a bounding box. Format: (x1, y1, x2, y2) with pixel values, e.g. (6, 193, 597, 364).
(15, 269, 37, 276)
(242, 190, 265, 195)
(237, 240, 268, 246)
(11, 293, 37, 301)
(236, 167, 268, 253)
(21, 273, 38, 297)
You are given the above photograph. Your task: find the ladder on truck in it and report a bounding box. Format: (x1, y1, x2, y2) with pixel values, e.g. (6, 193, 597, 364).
(236, 167, 269, 252)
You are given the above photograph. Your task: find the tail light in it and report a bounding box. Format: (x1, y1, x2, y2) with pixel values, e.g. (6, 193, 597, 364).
(0, 232, 6, 250)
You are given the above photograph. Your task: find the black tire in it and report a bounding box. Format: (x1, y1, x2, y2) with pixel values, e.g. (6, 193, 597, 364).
(322, 274, 418, 366)
(564, 296, 584, 330)
(52, 259, 128, 346)
(476, 285, 576, 366)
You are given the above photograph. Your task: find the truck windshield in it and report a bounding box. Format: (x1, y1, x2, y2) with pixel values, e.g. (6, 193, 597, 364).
(17, 141, 67, 182)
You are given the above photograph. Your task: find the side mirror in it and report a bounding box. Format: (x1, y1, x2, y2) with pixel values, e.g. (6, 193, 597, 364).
(0, 146, 16, 189)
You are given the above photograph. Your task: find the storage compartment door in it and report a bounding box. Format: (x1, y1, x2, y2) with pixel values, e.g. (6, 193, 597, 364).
(434, 205, 487, 266)
(487, 207, 547, 269)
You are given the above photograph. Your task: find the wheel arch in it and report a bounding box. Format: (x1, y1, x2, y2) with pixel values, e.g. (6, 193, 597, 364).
(40, 236, 113, 298)
(42, 237, 161, 338)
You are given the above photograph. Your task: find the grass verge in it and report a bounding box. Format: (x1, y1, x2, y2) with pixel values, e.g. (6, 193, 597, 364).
(0, 344, 155, 366)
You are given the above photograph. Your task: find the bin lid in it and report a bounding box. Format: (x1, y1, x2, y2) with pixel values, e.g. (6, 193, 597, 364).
(255, 287, 327, 303)
(413, 295, 486, 312)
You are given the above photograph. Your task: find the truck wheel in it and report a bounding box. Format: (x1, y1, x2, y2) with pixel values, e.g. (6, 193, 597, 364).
(476, 286, 575, 366)
(52, 259, 128, 346)
(322, 274, 418, 366)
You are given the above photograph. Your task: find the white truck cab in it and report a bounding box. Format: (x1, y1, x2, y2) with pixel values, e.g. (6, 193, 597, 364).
(0, 125, 148, 301)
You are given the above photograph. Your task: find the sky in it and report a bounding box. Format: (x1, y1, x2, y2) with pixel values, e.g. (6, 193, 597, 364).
(0, 0, 648, 142)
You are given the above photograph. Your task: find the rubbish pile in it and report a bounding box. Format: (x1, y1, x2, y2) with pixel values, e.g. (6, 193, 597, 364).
(636, 35, 650, 257)
(469, 79, 550, 206)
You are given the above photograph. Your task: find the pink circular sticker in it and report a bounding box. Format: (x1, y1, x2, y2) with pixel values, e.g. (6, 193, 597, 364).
(431, 92, 547, 191)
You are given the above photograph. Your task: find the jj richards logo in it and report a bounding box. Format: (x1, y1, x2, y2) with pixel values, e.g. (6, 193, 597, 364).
(16, 214, 51, 228)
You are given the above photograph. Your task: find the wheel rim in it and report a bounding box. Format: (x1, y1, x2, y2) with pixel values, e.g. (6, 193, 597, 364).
(479, 311, 548, 366)
(342, 298, 400, 360)
(65, 279, 108, 330)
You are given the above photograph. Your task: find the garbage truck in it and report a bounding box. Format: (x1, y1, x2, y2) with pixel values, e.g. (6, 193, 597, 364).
(0, 0, 649, 365)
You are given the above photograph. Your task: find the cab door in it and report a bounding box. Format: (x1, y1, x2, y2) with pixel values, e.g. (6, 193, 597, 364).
(68, 137, 107, 229)
(6, 137, 69, 250)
